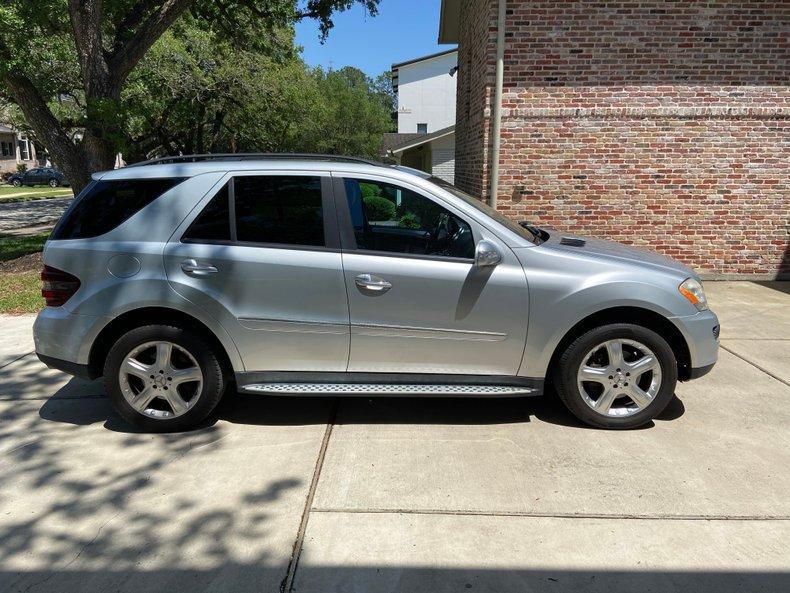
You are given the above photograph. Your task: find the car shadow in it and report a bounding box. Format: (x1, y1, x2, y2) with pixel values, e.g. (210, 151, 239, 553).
(38, 377, 685, 433)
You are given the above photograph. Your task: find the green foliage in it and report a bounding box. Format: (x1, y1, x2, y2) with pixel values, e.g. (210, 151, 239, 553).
(0, 232, 49, 262)
(363, 195, 396, 221)
(397, 212, 420, 229)
(0, 270, 43, 314)
(121, 21, 393, 159)
(0, 0, 385, 178)
(359, 182, 382, 199)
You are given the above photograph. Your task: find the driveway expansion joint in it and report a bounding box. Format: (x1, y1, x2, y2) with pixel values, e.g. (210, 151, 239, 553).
(310, 507, 790, 522)
(719, 344, 790, 387)
(0, 350, 34, 370)
(281, 398, 340, 593)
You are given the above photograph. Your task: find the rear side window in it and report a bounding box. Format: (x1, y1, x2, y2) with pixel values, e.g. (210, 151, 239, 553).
(183, 183, 231, 242)
(51, 178, 185, 240)
(234, 176, 324, 247)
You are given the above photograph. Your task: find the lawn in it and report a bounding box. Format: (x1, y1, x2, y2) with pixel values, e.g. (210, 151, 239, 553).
(0, 232, 50, 261)
(0, 185, 73, 202)
(0, 233, 48, 314)
(0, 270, 42, 314)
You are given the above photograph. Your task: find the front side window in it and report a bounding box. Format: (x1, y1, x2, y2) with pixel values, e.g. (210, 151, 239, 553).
(234, 176, 325, 247)
(343, 178, 474, 259)
(51, 178, 186, 240)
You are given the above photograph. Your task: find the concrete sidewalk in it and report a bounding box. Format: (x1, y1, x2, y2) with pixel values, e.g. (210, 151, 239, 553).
(1, 282, 788, 592)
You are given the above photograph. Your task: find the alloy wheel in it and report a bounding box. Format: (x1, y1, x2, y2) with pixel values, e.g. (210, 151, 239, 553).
(119, 341, 203, 419)
(576, 338, 662, 417)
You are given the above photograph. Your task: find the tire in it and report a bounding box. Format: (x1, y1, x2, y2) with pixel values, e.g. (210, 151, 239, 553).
(104, 324, 226, 432)
(12, 179, 21, 187)
(554, 323, 677, 429)
(48, 178, 59, 188)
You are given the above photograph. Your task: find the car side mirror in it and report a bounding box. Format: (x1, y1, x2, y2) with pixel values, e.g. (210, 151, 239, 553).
(474, 240, 502, 268)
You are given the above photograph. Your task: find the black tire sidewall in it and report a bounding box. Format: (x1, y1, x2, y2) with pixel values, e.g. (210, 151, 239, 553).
(12, 180, 20, 187)
(49, 179, 58, 187)
(556, 323, 678, 429)
(104, 325, 225, 432)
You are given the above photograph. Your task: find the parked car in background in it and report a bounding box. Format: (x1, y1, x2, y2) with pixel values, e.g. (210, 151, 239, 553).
(7, 167, 69, 188)
(33, 154, 719, 433)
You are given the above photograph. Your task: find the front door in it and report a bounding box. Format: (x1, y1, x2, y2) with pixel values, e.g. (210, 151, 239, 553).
(24, 169, 41, 186)
(335, 175, 529, 376)
(164, 172, 349, 372)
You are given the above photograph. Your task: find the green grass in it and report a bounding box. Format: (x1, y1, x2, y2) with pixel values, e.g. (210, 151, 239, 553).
(0, 232, 50, 262)
(0, 185, 73, 202)
(0, 270, 42, 314)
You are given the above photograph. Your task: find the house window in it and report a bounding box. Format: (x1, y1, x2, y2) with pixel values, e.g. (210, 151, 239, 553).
(0, 141, 11, 157)
(18, 137, 29, 160)
(417, 123, 428, 134)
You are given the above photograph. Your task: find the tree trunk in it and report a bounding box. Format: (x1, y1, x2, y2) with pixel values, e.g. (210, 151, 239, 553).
(4, 74, 93, 193)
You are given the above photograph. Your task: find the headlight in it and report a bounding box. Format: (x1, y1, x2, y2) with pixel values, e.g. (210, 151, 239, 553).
(679, 278, 708, 311)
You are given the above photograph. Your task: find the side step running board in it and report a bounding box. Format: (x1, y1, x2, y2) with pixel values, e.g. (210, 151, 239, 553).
(239, 383, 537, 396)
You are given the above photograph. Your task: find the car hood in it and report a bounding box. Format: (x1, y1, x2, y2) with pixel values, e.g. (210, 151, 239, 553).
(539, 234, 697, 278)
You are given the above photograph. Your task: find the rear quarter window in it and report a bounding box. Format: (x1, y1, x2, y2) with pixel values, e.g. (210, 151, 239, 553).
(51, 178, 186, 240)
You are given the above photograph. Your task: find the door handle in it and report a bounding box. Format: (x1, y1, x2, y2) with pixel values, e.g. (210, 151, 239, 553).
(180, 258, 218, 276)
(355, 273, 392, 293)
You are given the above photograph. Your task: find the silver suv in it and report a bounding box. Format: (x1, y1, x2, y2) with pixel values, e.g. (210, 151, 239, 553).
(34, 154, 719, 431)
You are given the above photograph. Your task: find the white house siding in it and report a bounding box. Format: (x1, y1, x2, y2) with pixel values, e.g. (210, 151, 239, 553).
(395, 51, 457, 134)
(0, 127, 37, 174)
(430, 133, 455, 184)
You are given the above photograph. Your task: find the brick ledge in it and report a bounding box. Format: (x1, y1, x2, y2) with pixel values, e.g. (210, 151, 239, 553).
(503, 106, 790, 120)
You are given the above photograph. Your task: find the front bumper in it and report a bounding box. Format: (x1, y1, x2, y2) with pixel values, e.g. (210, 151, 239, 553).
(671, 309, 720, 378)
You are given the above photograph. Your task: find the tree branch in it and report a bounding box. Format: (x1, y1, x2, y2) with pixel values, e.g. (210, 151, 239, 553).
(112, 0, 159, 51)
(67, 0, 111, 96)
(109, 0, 193, 86)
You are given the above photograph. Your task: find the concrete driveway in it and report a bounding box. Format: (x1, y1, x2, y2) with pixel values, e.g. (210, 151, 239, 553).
(0, 282, 788, 592)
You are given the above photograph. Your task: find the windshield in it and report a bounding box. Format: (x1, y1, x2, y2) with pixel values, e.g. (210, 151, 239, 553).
(426, 177, 545, 245)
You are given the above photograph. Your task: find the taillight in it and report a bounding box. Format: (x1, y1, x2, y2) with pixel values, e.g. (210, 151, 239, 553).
(41, 265, 80, 307)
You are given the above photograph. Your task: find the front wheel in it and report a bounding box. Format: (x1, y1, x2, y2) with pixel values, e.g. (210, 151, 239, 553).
(104, 325, 226, 432)
(554, 323, 677, 429)
(12, 179, 21, 187)
(48, 178, 59, 188)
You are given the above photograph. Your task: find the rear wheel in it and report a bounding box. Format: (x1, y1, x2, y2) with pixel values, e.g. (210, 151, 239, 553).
(104, 325, 226, 432)
(554, 323, 677, 429)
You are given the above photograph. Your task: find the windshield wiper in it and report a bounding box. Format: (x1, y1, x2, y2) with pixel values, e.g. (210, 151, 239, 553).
(519, 221, 545, 243)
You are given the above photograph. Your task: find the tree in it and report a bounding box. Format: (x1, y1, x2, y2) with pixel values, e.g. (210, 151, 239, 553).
(120, 22, 392, 160)
(0, 1, 380, 192)
(292, 66, 394, 158)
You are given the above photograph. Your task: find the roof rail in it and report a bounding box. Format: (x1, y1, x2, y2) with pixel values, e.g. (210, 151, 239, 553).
(127, 153, 386, 168)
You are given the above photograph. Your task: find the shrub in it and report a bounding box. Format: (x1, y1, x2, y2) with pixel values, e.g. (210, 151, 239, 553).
(364, 195, 395, 221)
(397, 212, 421, 229)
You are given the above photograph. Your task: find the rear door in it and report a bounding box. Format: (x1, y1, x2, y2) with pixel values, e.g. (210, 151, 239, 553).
(334, 174, 529, 375)
(164, 171, 350, 372)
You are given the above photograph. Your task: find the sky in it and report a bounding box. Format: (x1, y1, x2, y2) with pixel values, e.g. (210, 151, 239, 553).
(294, 0, 454, 77)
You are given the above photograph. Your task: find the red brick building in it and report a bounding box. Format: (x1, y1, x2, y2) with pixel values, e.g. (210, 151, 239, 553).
(439, 1, 788, 279)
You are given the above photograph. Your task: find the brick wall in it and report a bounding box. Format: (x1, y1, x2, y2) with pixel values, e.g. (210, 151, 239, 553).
(455, 0, 789, 278)
(455, 0, 497, 201)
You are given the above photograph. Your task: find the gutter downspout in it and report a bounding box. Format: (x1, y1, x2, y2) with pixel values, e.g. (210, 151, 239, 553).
(488, 0, 507, 209)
